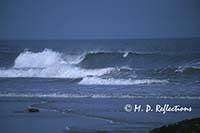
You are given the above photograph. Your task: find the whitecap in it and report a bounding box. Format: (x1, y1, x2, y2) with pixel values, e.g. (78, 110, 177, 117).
(79, 77, 168, 85)
(0, 49, 114, 78)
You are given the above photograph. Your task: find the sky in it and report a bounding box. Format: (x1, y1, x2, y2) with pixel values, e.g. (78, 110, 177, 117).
(0, 0, 200, 39)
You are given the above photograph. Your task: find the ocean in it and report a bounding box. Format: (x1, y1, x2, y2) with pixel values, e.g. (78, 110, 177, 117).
(0, 39, 200, 133)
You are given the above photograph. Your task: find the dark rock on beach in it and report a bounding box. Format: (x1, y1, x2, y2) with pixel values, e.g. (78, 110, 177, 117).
(149, 118, 200, 133)
(24, 107, 40, 113)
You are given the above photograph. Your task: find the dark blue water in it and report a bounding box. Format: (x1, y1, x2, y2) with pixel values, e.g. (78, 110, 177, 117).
(0, 39, 200, 99)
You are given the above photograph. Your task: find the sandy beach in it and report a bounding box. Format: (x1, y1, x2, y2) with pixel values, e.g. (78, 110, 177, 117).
(0, 97, 199, 133)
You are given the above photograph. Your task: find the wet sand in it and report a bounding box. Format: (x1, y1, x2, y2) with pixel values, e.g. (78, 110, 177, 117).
(0, 97, 199, 133)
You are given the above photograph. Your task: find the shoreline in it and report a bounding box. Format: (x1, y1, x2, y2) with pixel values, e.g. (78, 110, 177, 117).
(0, 97, 199, 133)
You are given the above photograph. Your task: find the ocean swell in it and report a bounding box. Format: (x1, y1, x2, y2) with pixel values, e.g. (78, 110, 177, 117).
(1, 49, 198, 85)
(0, 49, 114, 78)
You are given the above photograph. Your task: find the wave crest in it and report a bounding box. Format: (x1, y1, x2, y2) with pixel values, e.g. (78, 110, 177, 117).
(0, 49, 114, 78)
(14, 49, 65, 68)
(79, 77, 168, 85)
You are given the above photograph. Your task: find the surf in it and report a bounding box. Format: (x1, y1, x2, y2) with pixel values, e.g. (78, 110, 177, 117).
(0, 49, 199, 85)
(0, 49, 115, 78)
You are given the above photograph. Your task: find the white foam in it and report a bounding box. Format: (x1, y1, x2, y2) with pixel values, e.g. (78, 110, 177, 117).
(79, 77, 168, 85)
(0, 49, 114, 78)
(175, 66, 200, 73)
(14, 49, 66, 68)
(123, 52, 129, 58)
(63, 53, 85, 65)
(119, 66, 133, 71)
(0, 93, 199, 100)
(0, 65, 114, 78)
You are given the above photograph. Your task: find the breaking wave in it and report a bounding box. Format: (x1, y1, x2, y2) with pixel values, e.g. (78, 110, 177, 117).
(79, 77, 168, 85)
(14, 49, 65, 68)
(78, 51, 200, 69)
(0, 93, 199, 100)
(0, 49, 114, 78)
(0, 66, 114, 78)
(0, 49, 199, 85)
